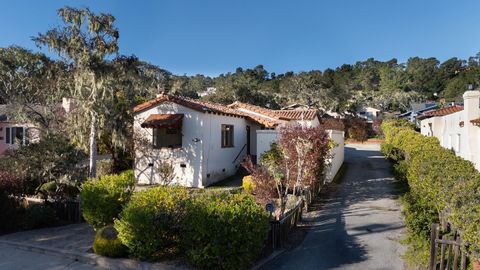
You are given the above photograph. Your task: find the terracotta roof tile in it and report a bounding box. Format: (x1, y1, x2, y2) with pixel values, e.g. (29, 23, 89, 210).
(471, 118, 480, 126)
(141, 114, 184, 129)
(417, 105, 464, 120)
(228, 102, 319, 120)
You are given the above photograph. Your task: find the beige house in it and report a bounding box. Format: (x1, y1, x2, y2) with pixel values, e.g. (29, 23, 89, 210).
(133, 94, 344, 188)
(419, 90, 480, 171)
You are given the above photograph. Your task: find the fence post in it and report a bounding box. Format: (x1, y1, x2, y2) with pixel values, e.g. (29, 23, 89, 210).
(429, 223, 439, 270)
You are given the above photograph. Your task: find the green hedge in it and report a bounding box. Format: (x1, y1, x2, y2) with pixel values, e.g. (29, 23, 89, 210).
(381, 119, 480, 262)
(183, 192, 270, 270)
(114, 186, 190, 261)
(93, 225, 128, 257)
(80, 170, 135, 229)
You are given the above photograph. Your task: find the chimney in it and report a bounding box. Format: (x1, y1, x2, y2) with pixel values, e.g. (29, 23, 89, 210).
(463, 90, 480, 121)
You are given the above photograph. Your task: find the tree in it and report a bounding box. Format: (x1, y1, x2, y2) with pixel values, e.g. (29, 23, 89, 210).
(34, 7, 119, 177)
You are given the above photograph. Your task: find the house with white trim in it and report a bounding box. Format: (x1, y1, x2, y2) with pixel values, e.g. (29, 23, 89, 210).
(133, 94, 344, 188)
(419, 90, 480, 171)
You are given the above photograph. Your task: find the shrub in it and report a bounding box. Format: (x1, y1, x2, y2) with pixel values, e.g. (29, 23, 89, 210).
(80, 170, 135, 229)
(346, 118, 368, 142)
(242, 175, 255, 194)
(23, 204, 57, 230)
(183, 193, 270, 270)
(381, 119, 480, 263)
(0, 170, 26, 195)
(0, 193, 22, 233)
(114, 186, 189, 260)
(93, 225, 128, 257)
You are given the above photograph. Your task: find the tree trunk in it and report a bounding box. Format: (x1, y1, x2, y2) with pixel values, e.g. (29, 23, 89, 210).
(89, 114, 97, 178)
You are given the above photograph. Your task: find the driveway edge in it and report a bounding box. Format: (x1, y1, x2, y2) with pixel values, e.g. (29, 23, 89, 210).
(0, 240, 182, 269)
(251, 249, 287, 270)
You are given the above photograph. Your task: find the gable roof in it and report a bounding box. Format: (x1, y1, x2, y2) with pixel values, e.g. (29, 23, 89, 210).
(133, 95, 281, 128)
(417, 105, 464, 120)
(228, 101, 319, 121)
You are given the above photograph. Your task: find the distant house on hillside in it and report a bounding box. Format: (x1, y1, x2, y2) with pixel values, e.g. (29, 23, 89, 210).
(419, 90, 480, 171)
(132, 94, 345, 188)
(397, 102, 438, 123)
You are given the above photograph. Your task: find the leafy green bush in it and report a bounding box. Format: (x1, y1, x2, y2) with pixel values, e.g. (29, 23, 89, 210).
(23, 204, 57, 230)
(93, 225, 128, 257)
(80, 170, 135, 229)
(114, 186, 189, 260)
(381, 119, 480, 263)
(182, 193, 270, 270)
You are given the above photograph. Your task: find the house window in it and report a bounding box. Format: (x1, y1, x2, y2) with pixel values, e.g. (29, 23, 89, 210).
(221, 124, 234, 148)
(5, 126, 27, 145)
(153, 127, 182, 149)
(456, 134, 461, 153)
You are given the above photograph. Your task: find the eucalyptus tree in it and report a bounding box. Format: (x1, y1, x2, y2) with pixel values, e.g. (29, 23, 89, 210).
(34, 7, 119, 177)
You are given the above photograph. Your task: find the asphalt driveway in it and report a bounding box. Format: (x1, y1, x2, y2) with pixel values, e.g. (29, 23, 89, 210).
(261, 143, 405, 270)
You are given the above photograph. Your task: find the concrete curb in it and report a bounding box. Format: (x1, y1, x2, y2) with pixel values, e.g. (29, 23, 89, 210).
(0, 240, 183, 270)
(251, 249, 287, 270)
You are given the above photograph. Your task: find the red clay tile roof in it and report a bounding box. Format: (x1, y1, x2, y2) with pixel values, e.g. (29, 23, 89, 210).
(228, 102, 319, 120)
(417, 105, 464, 120)
(141, 114, 184, 129)
(133, 95, 280, 128)
(471, 118, 480, 126)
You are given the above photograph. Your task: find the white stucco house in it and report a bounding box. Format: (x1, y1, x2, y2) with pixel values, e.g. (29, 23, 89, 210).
(133, 94, 344, 188)
(357, 106, 382, 123)
(419, 90, 480, 171)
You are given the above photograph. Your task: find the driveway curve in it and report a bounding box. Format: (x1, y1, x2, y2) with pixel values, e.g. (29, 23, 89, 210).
(261, 143, 405, 270)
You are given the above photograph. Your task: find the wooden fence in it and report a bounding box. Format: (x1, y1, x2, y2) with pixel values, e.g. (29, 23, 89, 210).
(267, 199, 304, 250)
(50, 200, 83, 223)
(429, 223, 469, 270)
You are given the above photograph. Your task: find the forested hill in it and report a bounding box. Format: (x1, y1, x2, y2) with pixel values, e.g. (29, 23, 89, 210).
(1, 45, 479, 115)
(169, 56, 480, 113)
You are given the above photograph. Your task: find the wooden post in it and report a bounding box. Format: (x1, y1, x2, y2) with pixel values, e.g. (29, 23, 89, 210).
(429, 223, 439, 270)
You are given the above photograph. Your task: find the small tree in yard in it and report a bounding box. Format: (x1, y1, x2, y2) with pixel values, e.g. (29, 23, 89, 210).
(250, 126, 332, 217)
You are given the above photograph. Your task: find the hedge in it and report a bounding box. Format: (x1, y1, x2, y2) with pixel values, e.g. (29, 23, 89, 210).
(80, 170, 135, 229)
(93, 225, 128, 257)
(114, 186, 190, 261)
(381, 119, 480, 262)
(182, 192, 270, 270)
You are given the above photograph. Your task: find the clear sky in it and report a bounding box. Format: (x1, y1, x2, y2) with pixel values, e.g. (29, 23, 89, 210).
(1, 0, 479, 76)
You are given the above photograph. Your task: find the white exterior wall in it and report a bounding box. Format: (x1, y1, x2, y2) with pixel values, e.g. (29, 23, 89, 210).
(256, 130, 279, 160)
(0, 122, 39, 156)
(134, 102, 205, 187)
(419, 91, 480, 171)
(202, 114, 249, 186)
(325, 130, 345, 182)
(134, 102, 251, 187)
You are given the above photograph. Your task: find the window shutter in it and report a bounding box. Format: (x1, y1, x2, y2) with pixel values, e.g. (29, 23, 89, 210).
(6, 127, 10, 144)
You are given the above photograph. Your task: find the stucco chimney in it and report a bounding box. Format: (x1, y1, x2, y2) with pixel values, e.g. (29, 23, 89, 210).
(463, 90, 480, 121)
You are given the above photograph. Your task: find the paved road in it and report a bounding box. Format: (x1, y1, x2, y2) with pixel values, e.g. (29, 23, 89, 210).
(0, 244, 101, 270)
(262, 143, 405, 270)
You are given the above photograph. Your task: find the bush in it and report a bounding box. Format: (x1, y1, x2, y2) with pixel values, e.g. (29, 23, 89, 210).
(182, 193, 270, 270)
(381, 119, 480, 263)
(346, 118, 368, 142)
(80, 170, 135, 229)
(242, 175, 255, 194)
(23, 204, 57, 230)
(93, 225, 128, 257)
(0, 193, 22, 233)
(96, 160, 114, 177)
(114, 186, 189, 260)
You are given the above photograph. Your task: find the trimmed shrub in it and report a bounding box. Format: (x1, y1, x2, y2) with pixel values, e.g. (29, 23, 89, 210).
(114, 186, 189, 260)
(182, 193, 270, 270)
(242, 175, 255, 194)
(381, 119, 480, 263)
(93, 225, 128, 257)
(80, 170, 135, 229)
(23, 204, 57, 230)
(0, 193, 22, 233)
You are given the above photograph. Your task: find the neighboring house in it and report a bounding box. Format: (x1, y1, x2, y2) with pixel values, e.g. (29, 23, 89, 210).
(397, 102, 438, 123)
(357, 106, 382, 123)
(419, 90, 480, 171)
(0, 105, 36, 156)
(133, 94, 344, 188)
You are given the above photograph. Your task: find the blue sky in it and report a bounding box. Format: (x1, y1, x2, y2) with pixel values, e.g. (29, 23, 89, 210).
(1, 0, 479, 76)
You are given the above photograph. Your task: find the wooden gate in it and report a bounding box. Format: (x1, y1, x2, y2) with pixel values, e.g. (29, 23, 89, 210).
(429, 223, 468, 270)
